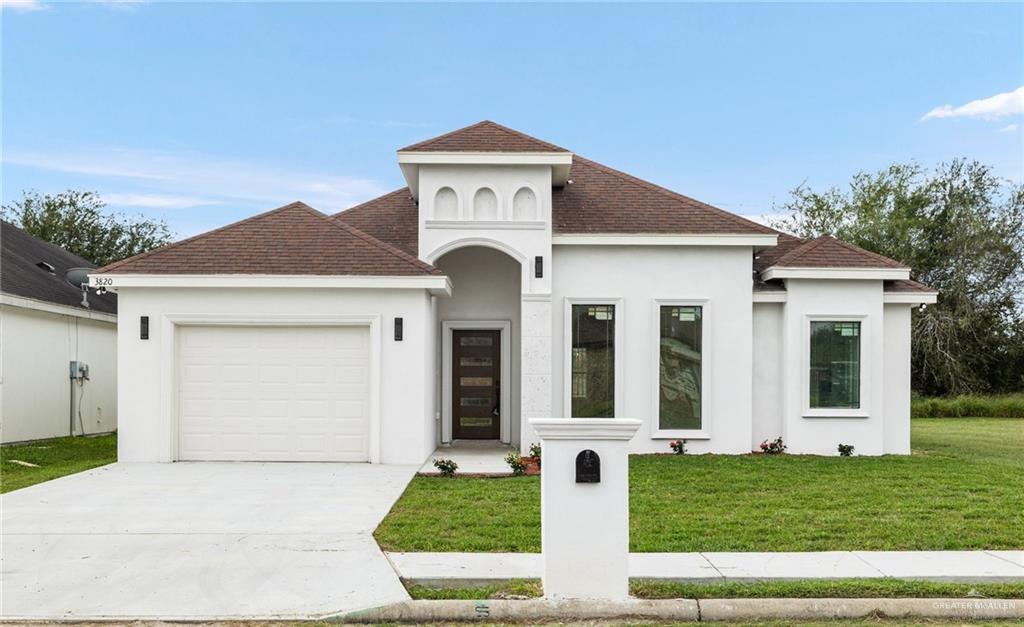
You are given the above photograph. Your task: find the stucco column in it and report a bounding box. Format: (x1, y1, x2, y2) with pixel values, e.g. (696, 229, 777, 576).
(520, 295, 553, 449)
(530, 418, 642, 600)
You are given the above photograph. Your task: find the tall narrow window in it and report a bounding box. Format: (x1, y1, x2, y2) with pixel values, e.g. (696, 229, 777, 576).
(659, 305, 702, 430)
(809, 321, 861, 409)
(571, 304, 615, 417)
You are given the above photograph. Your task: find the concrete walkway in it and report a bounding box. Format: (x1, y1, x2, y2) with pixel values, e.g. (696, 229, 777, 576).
(389, 550, 1024, 587)
(2, 462, 419, 620)
(420, 440, 515, 474)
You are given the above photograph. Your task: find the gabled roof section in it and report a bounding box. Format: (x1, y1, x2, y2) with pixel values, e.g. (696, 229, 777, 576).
(399, 120, 570, 153)
(96, 202, 441, 276)
(332, 188, 419, 256)
(552, 156, 777, 235)
(1, 220, 118, 314)
(771, 235, 908, 269)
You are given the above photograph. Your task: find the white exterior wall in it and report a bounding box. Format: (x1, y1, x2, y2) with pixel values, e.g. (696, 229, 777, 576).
(0, 302, 117, 443)
(551, 245, 754, 454)
(781, 279, 886, 455)
(114, 287, 434, 464)
(883, 304, 913, 454)
(752, 302, 784, 450)
(434, 247, 522, 445)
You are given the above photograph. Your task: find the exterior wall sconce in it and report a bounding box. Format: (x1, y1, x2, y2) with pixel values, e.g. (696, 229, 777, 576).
(140, 316, 149, 340)
(394, 317, 403, 341)
(535, 255, 543, 278)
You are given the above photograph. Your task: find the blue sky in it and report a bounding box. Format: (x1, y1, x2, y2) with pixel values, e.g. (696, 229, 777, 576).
(3, 1, 1022, 237)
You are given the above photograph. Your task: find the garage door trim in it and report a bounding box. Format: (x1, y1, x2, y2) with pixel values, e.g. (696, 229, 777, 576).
(162, 313, 382, 463)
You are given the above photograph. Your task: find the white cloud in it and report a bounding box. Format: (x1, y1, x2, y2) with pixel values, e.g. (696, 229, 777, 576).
(104, 193, 220, 209)
(4, 147, 389, 211)
(998, 123, 1019, 133)
(921, 86, 1024, 122)
(1, 0, 49, 12)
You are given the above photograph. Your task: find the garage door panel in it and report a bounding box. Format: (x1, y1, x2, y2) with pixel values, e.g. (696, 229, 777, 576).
(178, 326, 370, 462)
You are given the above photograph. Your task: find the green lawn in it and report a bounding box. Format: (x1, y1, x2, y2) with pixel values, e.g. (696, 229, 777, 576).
(1, 433, 117, 493)
(375, 418, 1024, 552)
(406, 578, 1024, 600)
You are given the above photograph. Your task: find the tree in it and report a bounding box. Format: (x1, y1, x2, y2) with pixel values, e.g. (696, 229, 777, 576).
(771, 160, 1024, 396)
(2, 190, 174, 267)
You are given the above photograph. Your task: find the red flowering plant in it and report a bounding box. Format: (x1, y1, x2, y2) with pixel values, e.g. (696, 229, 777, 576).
(759, 437, 786, 455)
(669, 439, 687, 455)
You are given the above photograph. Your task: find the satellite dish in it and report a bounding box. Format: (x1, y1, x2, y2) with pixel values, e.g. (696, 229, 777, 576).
(65, 267, 94, 309)
(65, 267, 92, 288)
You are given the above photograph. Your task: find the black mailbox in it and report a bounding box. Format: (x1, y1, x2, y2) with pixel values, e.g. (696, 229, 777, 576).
(575, 449, 600, 483)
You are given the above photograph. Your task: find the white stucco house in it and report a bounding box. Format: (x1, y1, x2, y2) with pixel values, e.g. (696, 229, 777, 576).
(1, 221, 118, 443)
(94, 121, 937, 464)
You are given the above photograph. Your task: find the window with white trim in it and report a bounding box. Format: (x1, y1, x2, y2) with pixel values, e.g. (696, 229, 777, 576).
(658, 305, 703, 430)
(570, 304, 615, 417)
(809, 321, 861, 409)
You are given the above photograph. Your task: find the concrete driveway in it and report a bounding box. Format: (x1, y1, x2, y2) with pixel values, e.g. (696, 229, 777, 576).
(1, 461, 418, 619)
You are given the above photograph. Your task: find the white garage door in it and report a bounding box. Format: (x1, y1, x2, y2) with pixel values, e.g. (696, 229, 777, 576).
(178, 325, 370, 462)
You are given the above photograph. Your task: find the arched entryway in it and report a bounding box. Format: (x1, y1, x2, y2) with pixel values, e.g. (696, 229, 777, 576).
(434, 246, 522, 444)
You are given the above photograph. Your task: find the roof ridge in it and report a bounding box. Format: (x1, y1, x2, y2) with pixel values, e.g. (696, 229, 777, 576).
(572, 155, 779, 235)
(774, 234, 908, 269)
(773, 235, 829, 266)
(822, 235, 909, 268)
(479, 120, 568, 152)
(98, 201, 317, 273)
(323, 214, 440, 275)
(399, 120, 568, 153)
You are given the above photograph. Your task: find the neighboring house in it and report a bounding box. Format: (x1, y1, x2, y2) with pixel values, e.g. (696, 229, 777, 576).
(1, 221, 118, 443)
(94, 121, 936, 464)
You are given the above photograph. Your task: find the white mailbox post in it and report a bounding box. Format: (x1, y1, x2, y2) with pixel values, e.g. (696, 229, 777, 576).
(529, 418, 642, 600)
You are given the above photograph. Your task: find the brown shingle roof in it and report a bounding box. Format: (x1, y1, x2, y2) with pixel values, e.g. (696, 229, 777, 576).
(96, 201, 440, 276)
(753, 233, 806, 272)
(332, 188, 419, 256)
(885, 279, 937, 293)
(553, 156, 776, 235)
(400, 120, 570, 153)
(770, 235, 909, 269)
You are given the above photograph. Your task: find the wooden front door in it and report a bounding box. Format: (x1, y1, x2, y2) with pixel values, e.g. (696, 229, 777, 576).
(452, 329, 501, 439)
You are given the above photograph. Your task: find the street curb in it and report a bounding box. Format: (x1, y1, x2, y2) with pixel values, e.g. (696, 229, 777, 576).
(328, 597, 1023, 623)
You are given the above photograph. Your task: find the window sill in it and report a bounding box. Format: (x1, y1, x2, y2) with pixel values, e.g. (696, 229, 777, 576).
(803, 410, 869, 419)
(651, 429, 710, 440)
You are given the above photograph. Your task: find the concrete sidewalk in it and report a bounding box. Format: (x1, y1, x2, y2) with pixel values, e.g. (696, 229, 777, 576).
(388, 550, 1024, 587)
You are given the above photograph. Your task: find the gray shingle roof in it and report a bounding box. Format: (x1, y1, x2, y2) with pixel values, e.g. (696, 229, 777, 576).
(1, 220, 117, 314)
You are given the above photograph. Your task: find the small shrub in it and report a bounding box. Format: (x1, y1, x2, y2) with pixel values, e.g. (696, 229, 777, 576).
(528, 442, 542, 458)
(759, 437, 786, 455)
(433, 458, 458, 477)
(669, 439, 687, 455)
(505, 451, 526, 476)
(837, 443, 855, 457)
